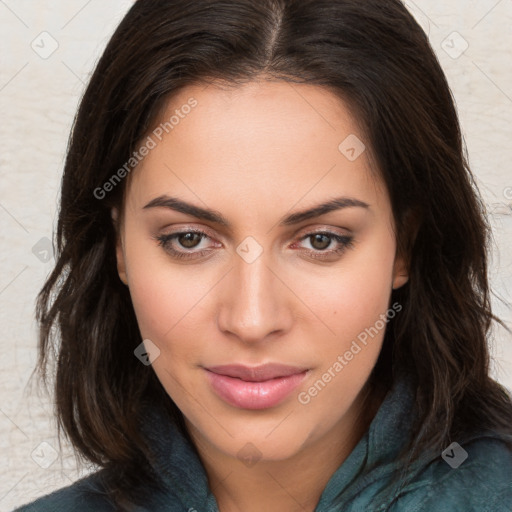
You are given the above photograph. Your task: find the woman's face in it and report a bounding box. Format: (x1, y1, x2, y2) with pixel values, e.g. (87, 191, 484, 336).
(114, 80, 408, 464)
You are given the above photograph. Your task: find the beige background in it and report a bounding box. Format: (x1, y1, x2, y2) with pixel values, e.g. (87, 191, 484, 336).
(1, 1, 511, 510)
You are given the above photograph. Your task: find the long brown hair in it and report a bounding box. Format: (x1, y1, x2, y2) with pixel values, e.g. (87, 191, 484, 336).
(34, 0, 512, 506)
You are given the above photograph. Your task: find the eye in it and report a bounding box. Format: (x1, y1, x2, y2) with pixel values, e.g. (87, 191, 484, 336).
(153, 229, 217, 260)
(294, 231, 354, 261)
(153, 228, 355, 262)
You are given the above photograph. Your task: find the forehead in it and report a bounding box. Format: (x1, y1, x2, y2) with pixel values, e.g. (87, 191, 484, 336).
(158, 79, 363, 155)
(125, 80, 387, 217)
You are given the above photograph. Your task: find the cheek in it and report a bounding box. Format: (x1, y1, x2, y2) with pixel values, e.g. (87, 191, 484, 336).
(301, 256, 395, 410)
(334, 268, 392, 333)
(129, 272, 211, 352)
(302, 234, 396, 341)
(128, 264, 207, 399)
(124, 237, 209, 345)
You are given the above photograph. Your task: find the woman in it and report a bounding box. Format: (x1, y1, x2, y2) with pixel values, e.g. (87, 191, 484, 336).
(16, 0, 512, 511)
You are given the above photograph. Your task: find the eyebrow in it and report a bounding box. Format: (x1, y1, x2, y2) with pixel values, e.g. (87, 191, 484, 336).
(142, 195, 370, 227)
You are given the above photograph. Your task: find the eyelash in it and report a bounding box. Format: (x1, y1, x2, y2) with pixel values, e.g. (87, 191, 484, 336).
(153, 228, 354, 262)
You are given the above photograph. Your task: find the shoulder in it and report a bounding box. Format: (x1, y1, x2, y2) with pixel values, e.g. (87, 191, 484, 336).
(388, 435, 512, 512)
(12, 470, 116, 512)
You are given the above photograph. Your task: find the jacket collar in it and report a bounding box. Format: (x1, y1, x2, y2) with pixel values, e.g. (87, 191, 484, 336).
(139, 371, 511, 511)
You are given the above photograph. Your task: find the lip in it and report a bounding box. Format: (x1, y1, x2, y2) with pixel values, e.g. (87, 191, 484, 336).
(204, 364, 310, 410)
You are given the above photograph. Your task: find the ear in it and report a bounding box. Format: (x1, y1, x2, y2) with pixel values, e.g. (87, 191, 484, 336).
(112, 207, 129, 286)
(392, 253, 409, 290)
(392, 208, 420, 290)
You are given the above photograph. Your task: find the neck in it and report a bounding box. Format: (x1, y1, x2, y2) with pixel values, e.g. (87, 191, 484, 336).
(186, 379, 385, 512)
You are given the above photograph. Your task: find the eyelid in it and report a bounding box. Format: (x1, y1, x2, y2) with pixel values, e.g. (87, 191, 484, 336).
(295, 225, 351, 237)
(159, 225, 219, 241)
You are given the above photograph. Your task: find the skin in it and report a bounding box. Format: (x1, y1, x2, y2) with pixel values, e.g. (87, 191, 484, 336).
(113, 79, 409, 512)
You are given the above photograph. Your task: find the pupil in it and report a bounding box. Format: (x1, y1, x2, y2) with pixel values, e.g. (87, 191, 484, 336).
(312, 234, 330, 250)
(180, 233, 200, 248)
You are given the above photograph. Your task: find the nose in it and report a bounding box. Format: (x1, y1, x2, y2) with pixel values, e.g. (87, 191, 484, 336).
(216, 250, 294, 345)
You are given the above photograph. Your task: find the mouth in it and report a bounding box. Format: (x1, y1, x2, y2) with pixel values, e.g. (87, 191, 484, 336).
(203, 363, 310, 410)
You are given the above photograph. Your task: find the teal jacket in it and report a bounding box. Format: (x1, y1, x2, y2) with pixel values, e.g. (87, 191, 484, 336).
(14, 372, 512, 511)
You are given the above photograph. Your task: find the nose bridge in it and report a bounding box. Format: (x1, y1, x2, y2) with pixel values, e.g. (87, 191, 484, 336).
(217, 246, 289, 342)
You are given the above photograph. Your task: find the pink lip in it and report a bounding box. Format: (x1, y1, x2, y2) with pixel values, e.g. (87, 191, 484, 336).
(204, 364, 309, 410)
